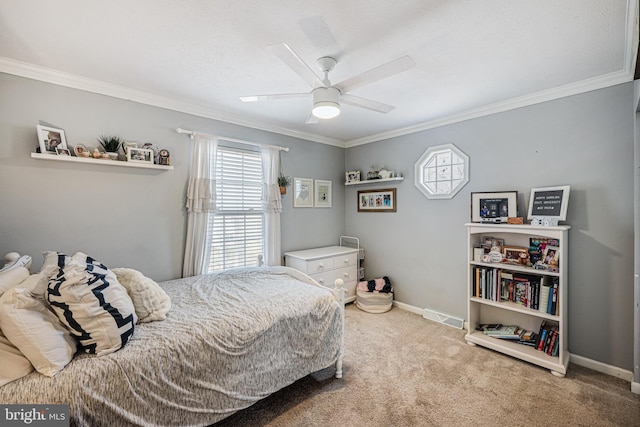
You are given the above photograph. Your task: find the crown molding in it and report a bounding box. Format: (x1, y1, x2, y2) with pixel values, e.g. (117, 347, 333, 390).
(0, 57, 345, 148)
(1, 56, 634, 150)
(344, 69, 634, 148)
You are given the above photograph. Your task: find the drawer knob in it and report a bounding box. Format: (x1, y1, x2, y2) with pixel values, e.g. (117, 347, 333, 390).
(319, 263, 324, 268)
(318, 278, 325, 284)
(343, 272, 349, 277)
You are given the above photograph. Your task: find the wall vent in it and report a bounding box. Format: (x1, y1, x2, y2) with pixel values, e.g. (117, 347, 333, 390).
(423, 308, 464, 329)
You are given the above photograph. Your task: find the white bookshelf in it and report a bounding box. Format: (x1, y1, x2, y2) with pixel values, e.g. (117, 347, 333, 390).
(465, 223, 570, 376)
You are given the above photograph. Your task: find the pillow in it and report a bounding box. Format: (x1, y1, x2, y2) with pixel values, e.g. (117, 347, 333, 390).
(46, 252, 137, 356)
(40, 250, 63, 279)
(0, 267, 30, 297)
(111, 268, 171, 323)
(0, 331, 34, 386)
(0, 276, 77, 377)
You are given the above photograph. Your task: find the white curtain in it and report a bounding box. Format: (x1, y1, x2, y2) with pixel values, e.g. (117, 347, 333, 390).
(261, 146, 282, 266)
(182, 134, 217, 277)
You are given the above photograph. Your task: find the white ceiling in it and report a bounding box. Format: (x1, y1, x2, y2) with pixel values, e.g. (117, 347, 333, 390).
(0, 1, 637, 147)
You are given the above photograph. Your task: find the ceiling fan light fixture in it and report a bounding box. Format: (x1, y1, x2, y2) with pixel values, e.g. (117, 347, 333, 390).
(312, 87, 341, 119)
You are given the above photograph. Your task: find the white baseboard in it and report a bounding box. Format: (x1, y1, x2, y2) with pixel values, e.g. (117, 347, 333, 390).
(393, 301, 638, 393)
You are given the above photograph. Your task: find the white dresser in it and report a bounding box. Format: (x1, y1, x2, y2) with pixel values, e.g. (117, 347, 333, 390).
(284, 246, 359, 303)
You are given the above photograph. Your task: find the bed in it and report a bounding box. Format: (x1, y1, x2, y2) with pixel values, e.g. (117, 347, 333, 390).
(0, 252, 344, 427)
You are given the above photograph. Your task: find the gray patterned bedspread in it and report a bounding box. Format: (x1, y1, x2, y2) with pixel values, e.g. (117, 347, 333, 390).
(0, 266, 343, 426)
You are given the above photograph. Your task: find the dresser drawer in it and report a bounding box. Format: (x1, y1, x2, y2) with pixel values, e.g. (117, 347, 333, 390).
(332, 253, 357, 269)
(307, 257, 334, 274)
(309, 266, 357, 287)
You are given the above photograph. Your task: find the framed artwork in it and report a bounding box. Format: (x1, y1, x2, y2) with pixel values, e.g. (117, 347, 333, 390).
(127, 147, 154, 164)
(527, 185, 570, 223)
(55, 148, 71, 156)
(471, 191, 518, 223)
(314, 179, 332, 208)
(293, 177, 314, 207)
(345, 171, 361, 183)
(357, 188, 397, 212)
(36, 125, 68, 154)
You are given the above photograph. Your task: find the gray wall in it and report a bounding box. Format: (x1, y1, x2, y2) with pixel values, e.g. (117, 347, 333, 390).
(1, 71, 635, 372)
(0, 73, 345, 281)
(345, 82, 635, 371)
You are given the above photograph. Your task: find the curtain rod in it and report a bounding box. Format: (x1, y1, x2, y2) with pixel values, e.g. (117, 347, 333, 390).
(176, 128, 289, 152)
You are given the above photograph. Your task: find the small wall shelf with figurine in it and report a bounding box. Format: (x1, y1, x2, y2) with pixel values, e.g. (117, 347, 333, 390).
(345, 177, 403, 186)
(31, 153, 174, 171)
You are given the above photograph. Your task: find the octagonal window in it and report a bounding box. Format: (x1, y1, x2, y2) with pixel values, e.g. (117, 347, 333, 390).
(414, 143, 469, 199)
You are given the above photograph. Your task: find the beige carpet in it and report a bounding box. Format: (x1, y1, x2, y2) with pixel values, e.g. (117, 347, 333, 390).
(214, 304, 640, 427)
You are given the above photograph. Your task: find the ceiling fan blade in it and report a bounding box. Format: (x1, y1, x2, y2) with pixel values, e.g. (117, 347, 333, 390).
(239, 93, 309, 102)
(341, 94, 395, 113)
(268, 43, 324, 88)
(334, 55, 416, 94)
(305, 112, 320, 124)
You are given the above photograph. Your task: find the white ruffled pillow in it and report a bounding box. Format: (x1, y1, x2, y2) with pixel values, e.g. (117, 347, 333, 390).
(111, 268, 171, 323)
(0, 274, 77, 377)
(46, 252, 137, 356)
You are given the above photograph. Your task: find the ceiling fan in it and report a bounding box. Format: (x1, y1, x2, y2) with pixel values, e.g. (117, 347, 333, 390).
(239, 43, 416, 123)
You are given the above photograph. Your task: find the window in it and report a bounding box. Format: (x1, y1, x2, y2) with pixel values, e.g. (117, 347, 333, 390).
(414, 143, 469, 199)
(207, 145, 263, 272)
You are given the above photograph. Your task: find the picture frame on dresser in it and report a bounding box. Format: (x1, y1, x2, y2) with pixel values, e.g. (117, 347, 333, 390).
(293, 177, 314, 208)
(36, 125, 68, 154)
(314, 180, 332, 208)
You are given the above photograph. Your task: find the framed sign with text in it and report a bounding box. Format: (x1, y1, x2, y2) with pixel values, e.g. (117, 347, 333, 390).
(527, 185, 570, 224)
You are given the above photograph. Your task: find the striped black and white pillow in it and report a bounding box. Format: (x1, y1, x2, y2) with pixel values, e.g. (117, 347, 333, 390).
(46, 252, 137, 356)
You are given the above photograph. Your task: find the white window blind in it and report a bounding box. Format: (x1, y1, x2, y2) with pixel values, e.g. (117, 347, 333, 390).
(207, 145, 263, 272)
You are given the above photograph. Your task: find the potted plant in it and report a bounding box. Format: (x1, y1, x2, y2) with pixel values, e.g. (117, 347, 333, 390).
(278, 174, 292, 195)
(97, 135, 124, 160)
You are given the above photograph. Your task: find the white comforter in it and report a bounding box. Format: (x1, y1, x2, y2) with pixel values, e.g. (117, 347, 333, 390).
(0, 266, 343, 426)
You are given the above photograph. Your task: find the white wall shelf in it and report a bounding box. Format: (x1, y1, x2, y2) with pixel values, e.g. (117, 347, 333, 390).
(345, 177, 403, 186)
(31, 152, 173, 170)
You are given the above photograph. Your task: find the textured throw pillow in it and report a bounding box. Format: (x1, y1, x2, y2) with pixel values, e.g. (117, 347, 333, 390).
(0, 331, 34, 386)
(0, 276, 77, 377)
(46, 252, 137, 356)
(112, 268, 171, 323)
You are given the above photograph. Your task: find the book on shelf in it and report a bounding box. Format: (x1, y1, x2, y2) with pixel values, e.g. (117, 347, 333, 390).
(538, 279, 551, 314)
(517, 330, 538, 346)
(482, 325, 521, 337)
(475, 323, 502, 332)
(490, 327, 526, 340)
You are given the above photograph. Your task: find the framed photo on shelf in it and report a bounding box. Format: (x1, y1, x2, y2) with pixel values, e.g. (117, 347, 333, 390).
(542, 245, 560, 269)
(527, 185, 570, 223)
(55, 147, 71, 156)
(36, 125, 68, 154)
(502, 246, 528, 263)
(471, 191, 517, 223)
(293, 177, 314, 208)
(314, 179, 332, 208)
(127, 147, 154, 164)
(357, 188, 396, 212)
(345, 171, 361, 183)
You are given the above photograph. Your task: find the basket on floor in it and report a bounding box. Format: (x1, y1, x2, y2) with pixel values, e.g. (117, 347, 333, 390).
(355, 276, 393, 313)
